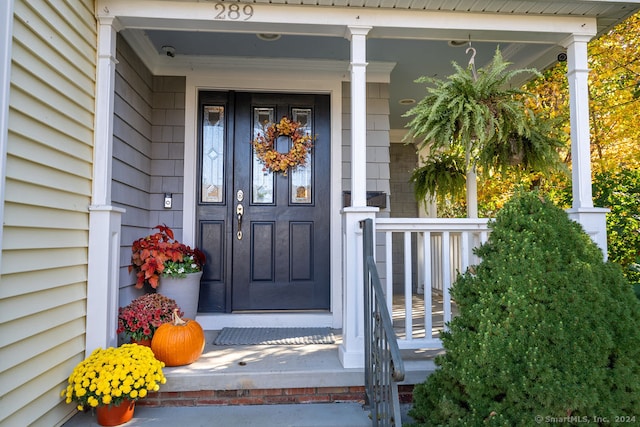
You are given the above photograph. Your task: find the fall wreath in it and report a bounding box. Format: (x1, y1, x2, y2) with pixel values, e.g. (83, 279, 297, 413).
(252, 116, 314, 175)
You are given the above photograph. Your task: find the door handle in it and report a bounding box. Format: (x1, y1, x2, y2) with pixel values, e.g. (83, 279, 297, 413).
(236, 203, 244, 240)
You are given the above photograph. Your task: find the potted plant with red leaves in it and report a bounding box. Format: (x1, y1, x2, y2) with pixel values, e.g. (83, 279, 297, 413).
(129, 224, 205, 289)
(117, 293, 183, 346)
(129, 225, 206, 319)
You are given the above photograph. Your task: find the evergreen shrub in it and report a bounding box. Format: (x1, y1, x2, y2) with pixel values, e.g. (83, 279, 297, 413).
(409, 191, 640, 426)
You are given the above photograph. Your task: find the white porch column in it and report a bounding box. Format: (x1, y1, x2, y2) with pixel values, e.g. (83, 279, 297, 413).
(466, 169, 478, 219)
(340, 207, 377, 368)
(562, 35, 609, 258)
(347, 26, 370, 207)
(564, 35, 593, 210)
(340, 26, 376, 369)
(86, 17, 125, 354)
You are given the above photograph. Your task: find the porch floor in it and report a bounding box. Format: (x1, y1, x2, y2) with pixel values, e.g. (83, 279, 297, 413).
(159, 329, 441, 394)
(159, 291, 449, 395)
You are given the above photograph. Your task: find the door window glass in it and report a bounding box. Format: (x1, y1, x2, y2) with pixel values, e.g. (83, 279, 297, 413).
(201, 106, 225, 203)
(290, 108, 313, 204)
(252, 108, 275, 204)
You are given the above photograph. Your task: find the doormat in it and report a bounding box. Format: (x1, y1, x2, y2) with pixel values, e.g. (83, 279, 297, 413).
(213, 327, 336, 345)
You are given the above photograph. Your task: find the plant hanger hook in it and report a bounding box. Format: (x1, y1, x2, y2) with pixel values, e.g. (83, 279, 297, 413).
(466, 41, 478, 81)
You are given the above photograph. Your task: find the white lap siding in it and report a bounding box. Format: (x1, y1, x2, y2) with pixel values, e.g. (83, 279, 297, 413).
(0, 1, 96, 426)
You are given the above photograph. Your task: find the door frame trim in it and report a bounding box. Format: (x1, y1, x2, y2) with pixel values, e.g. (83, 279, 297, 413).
(182, 60, 344, 329)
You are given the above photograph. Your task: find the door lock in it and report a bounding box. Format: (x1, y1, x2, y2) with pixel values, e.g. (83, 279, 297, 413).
(236, 203, 244, 240)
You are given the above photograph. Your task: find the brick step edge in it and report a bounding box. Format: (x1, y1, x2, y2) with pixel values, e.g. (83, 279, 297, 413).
(139, 385, 415, 407)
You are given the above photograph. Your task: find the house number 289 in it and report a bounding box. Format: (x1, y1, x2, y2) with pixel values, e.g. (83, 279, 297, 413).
(214, 3, 254, 21)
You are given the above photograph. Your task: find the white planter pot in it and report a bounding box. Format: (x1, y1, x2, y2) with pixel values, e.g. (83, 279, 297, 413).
(158, 271, 203, 320)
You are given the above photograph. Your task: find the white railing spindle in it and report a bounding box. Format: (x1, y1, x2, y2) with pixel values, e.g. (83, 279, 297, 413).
(403, 231, 412, 340)
(461, 231, 470, 274)
(442, 231, 451, 327)
(385, 231, 393, 309)
(423, 231, 432, 340)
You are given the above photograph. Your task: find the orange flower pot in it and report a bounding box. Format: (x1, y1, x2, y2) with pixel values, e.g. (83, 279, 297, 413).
(96, 400, 135, 426)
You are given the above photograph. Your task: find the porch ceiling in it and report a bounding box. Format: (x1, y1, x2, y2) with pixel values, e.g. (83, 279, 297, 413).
(110, 0, 640, 131)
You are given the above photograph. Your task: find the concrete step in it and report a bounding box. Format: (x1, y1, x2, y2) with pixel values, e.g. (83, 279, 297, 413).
(144, 330, 436, 406)
(63, 402, 374, 426)
(64, 402, 416, 426)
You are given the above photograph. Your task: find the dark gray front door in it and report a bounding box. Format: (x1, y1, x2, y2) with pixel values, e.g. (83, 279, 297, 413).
(196, 91, 331, 312)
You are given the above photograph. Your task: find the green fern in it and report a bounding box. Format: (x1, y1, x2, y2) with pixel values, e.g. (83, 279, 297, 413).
(411, 152, 467, 206)
(404, 48, 565, 201)
(479, 113, 567, 174)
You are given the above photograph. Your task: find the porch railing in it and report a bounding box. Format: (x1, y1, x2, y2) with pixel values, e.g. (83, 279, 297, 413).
(375, 218, 491, 349)
(362, 218, 405, 427)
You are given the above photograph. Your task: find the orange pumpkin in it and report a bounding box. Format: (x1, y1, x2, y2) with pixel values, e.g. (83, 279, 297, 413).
(151, 309, 205, 366)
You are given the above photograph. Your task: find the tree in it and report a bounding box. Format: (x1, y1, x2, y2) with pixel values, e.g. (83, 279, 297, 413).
(587, 12, 640, 171)
(522, 12, 640, 173)
(517, 11, 640, 284)
(593, 169, 640, 285)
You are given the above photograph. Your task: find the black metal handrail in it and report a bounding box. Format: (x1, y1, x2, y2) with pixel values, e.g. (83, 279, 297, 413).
(361, 218, 405, 427)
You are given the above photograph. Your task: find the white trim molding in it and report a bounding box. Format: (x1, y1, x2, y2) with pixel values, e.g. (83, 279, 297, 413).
(99, 0, 597, 43)
(181, 58, 374, 331)
(0, 0, 15, 266)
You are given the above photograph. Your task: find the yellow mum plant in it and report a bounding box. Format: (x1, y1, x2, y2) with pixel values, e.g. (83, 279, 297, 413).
(61, 344, 166, 410)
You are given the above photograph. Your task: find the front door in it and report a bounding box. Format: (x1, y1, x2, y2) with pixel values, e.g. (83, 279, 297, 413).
(196, 91, 331, 312)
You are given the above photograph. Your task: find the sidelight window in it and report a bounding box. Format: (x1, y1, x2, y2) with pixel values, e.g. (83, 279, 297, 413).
(201, 106, 225, 203)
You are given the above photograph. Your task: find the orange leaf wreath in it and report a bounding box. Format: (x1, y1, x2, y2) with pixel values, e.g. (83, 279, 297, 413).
(252, 116, 314, 175)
